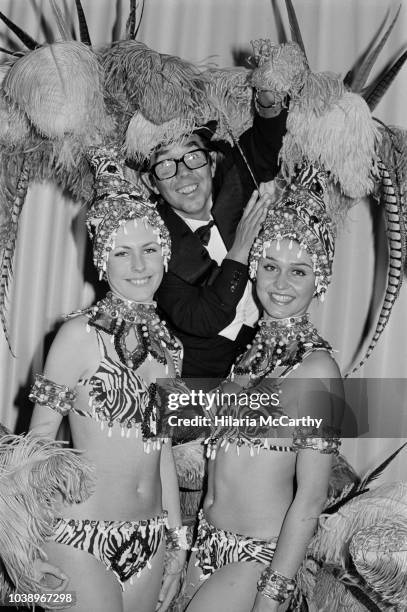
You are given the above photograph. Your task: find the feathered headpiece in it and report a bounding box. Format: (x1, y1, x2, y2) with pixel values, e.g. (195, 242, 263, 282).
(249, 165, 335, 299)
(86, 146, 171, 278)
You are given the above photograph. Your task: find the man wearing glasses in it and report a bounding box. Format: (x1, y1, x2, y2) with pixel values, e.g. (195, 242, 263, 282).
(145, 96, 286, 379)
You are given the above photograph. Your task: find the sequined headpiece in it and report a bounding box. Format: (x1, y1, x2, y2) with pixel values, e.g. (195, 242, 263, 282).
(86, 146, 171, 279)
(249, 165, 335, 298)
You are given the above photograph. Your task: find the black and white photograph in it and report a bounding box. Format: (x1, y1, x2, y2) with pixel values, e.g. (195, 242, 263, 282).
(0, 0, 406, 610)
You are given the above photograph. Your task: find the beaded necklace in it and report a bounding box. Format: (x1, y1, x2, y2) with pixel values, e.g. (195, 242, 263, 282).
(85, 292, 182, 375)
(231, 313, 331, 382)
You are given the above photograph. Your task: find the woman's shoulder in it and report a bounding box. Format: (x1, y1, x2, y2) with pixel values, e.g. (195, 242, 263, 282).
(54, 314, 92, 346)
(298, 349, 341, 379)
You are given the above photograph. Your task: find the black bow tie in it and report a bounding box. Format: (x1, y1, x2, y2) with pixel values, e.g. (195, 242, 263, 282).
(194, 220, 215, 246)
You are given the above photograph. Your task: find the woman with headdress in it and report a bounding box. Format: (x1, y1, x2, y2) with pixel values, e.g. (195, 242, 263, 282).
(179, 165, 343, 612)
(29, 147, 188, 612)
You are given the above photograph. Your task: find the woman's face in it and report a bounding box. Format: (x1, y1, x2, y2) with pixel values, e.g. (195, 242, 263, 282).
(256, 239, 316, 319)
(107, 221, 164, 302)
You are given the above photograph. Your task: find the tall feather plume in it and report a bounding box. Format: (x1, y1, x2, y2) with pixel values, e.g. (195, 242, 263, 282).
(134, 0, 146, 40)
(359, 442, 407, 490)
(49, 0, 71, 41)
(324, 443, 406, 514)
(0, 156, 30, 354)
(0, 11, 39, 50)
(364, 49, 407, 111)
(348, 6, 401, 94)
(0, 47, 22, 57)
(346, 155, 406, 375)
(126, 0, 137, 40)
(74, 0, 91, 46)
(284, 0, 307, 59)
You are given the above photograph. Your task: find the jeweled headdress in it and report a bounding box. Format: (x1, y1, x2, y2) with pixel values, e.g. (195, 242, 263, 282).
(249, 165, 334, 299)
(86, 146, 171, 279)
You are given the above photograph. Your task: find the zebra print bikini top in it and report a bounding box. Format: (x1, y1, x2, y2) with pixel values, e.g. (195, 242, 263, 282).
(74, 329, 165, 445)
(204, 317, 341, 458)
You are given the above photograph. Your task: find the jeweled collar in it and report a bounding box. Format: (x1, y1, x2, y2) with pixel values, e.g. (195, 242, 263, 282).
(258, 313, 311, 339)
(91, 291, 159, 326)
(232, 312, 330, 382)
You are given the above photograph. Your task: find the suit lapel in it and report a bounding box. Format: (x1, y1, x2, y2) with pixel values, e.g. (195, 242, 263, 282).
(213, 162, 245, 250)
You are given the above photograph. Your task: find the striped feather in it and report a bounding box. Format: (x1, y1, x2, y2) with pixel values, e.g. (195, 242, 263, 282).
(364, 49, 407, 111)
(348, 6, 401, 94)
(126, 0, 137, 40)
(0, 10, 39, 50)
(346, 159, 406, 376)
(74, 0, 91, 45)
(0, 157, 30, 354)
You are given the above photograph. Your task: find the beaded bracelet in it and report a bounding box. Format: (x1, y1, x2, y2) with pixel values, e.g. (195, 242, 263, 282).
(165, 525, 190, 551)
(257, 566, 295, 603)
(29, 374, 76, 416)
(292, 427, 341, 454)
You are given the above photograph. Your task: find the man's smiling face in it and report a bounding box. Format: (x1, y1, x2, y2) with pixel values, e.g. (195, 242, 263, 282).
(149, 136, 215, 221)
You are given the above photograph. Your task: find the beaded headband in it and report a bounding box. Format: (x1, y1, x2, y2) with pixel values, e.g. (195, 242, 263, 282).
(86, 146, 171, 279)
(249, 165, 335, 299)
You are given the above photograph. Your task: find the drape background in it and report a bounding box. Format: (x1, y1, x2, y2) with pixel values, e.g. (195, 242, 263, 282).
(0, 0, 406, 481)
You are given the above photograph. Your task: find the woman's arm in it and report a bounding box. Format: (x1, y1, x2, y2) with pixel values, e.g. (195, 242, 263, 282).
(253, 352, 342, 611)
(30, 316, 96, 439)
(253, 450, 333, 611)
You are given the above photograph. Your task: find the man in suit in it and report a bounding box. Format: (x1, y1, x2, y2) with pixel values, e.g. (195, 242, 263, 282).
(144, 94, 287, 378)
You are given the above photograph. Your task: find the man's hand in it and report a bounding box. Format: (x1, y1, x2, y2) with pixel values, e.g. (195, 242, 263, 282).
(255, 90, 286, 118)
(227, 191, 271, 265)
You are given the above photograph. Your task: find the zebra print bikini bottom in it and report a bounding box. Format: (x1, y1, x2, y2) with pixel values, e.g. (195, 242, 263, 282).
(194, 510, 277, 581)
(51, 514, 166, 588)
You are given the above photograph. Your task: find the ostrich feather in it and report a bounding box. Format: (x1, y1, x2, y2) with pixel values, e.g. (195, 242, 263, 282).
(172, 440, 205, 489)
(350, 521, 407, 606)
(280, 91, 380, 200)
(3, 41, 111, 143)
(0, 431, 94, 595)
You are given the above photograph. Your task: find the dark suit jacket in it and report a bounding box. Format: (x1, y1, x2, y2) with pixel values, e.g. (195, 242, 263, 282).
(156, 110, 287, 378)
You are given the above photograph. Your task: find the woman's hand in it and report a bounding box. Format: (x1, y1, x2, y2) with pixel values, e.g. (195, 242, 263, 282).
(155, 549, 187, 611)
(33, 558, 71, 609)
(33, 558, 69, 592)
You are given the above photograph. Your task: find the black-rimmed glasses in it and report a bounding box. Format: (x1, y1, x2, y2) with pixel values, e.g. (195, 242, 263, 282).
(150, 148, 209, 180)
